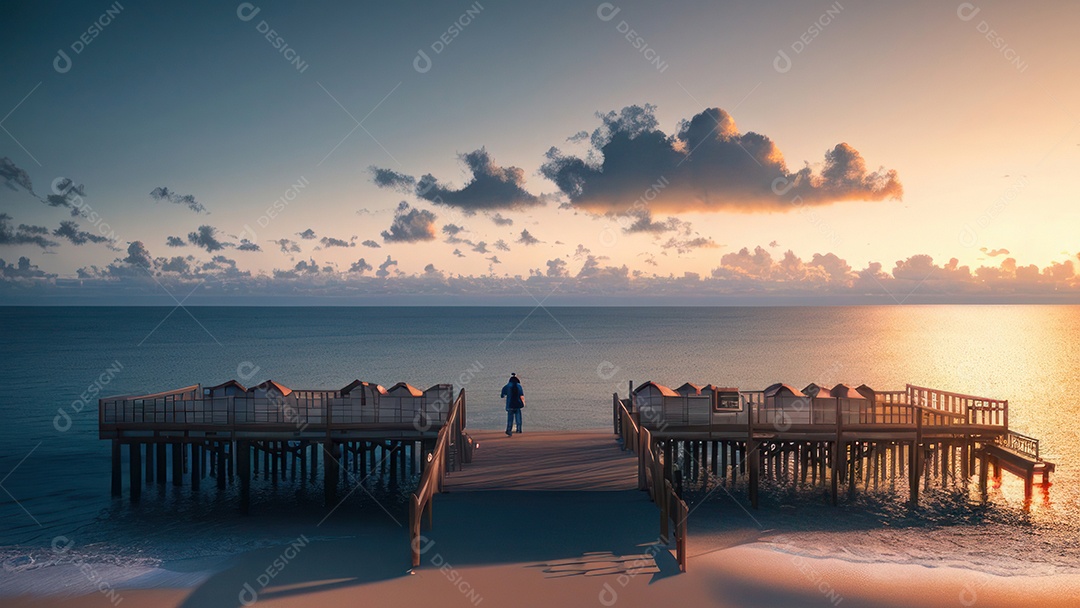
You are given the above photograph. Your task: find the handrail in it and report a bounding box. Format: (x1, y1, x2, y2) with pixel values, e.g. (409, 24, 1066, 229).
(614, 394, 687, 572)
(994, 430, 1040, 461)
(410, 388, 466, 567)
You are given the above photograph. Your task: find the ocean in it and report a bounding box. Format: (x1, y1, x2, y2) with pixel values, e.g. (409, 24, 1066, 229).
(1, 306, 1078, 592)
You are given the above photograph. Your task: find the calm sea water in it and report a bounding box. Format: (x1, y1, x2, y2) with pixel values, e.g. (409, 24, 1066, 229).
(1, 306, 1078, 587)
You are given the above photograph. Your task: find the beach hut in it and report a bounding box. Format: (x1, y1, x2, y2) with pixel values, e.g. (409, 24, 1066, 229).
(831, 383, 868, 424)
(676, 383, 714, 425)
(804, 383, 838, 424)
(382, 382, 423, 423)
(633, 382, 679, 426)
(762, 383, 811, 426)
(338, 380, 386, 423)
(203, 379, 247, 398)
(711, 386, 741, 411)
(422, 384, 455, 426)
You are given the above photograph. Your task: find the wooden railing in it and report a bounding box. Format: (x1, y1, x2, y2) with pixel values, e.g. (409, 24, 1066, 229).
(410, 389, 467, 567)
(614, 395, 687, 572)
(100, 385, 455, 432)
(907, 385, 1008, 428)
(995, 430, 1040, 461)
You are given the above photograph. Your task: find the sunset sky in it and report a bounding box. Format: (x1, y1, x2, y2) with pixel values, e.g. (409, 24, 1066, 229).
(1, 0, 1077, 302)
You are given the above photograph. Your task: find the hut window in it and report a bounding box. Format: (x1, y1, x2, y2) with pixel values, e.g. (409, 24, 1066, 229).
(714, 393, 740, 411)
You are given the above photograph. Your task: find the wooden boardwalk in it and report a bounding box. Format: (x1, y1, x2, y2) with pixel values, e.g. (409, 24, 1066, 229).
(445, 430, 639, 491)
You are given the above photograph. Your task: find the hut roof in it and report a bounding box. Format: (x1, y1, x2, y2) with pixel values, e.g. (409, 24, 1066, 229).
(206, 379, 248, 393)
(803, 383, 830, 397)
(676, 382, 703, 396)
(634, 381, 679, 398)
(764, 383, 805, 398)
(250, 380, 292, 396)
(387, 382, 424, 397)
(340, 380, 387, 396)
(830, 383, 867, 399)
(855, 384, 876, 400)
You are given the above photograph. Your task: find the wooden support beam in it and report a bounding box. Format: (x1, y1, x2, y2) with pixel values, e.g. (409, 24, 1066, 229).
(978, 449, 989, 500)
(238, 441, 250, 514)
(156, 443, 167, 485)
(190, 443, 200, 492)
(323, 441, 339, 507)
(172, 443, 183, 487)
(831, 441, 840, 506)
(145, 442, 154, 484)
(748, 439, 760, 509)
(129, 442, 141, 503)
(217, 442, 227, 490)
(111, 440, 122, 497)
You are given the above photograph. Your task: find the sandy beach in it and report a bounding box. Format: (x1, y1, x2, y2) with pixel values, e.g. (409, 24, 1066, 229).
(7, 431, 1079, 608)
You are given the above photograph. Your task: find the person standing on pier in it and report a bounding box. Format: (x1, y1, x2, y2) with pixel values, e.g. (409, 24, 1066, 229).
(501, 373, 525, 436)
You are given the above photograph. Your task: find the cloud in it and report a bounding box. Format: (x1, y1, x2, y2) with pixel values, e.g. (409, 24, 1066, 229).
(981, 247, 1010, 257)
(423, 263, 443, 278)
(361, 239, 381, 248)
(491, 213, 513, 226)
(452, 248, 465, 258)
(0, 157, 35, 194)
(372, 148, 544, 211)
(442, 223, 465, 236)
(150, 187, 208, 214)
(159, 255, 192, 274)
(349, 258, 373, 274)
(320, 236, 354, 248)
(166, 236, 186, 247)
(661, 235, 720, 253)
(123, 241, 153, 267)
(236, 239, 261, 252)
(541, 105, 902, 214)
(273, 258, 333, 279)
(471, 241, 489, 254)
(546, 258, 568, 277)
(517, 229, 541, 245)
(574, 244, 591, 259)
(376, 255, 398, 278)
(494, 239, 510, 252)
(53, 221, 112, 246)
(298, 229, 317, 240)
(0, 214, 57, 248)
(274, 238, 301, 254)
(487, 255, 502, 264)
(381, 201, 437, 243)
(187, 225, 227, 252)
(769, 240, 779, 247)
(0, 256, 52, 280)
(623, 209, 691, 234)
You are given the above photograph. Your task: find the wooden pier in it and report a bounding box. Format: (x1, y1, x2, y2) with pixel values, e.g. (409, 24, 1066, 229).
(99, 379, 467, 513)
(614, 382, 1055, 509)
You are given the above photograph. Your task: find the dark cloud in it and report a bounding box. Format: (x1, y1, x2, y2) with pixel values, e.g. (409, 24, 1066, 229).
(491, 213, 513, 226)
(452, 248, 465, 258)
(376, 255, 398, 278)
(166, 236, 186, 247)
(661, 236, 720, 254)
(320, 236, 355, 248)
(123, 241, 153, 267)
(574, 244, 591, 259)
(274, 238, 301, 254)
(0, 157, 35, 194)
(349, 258, 373, 274)
(370, 167, 416, 192)
(381, 201, 437, 243)
(494, 239, 510, 252)
(623, 209, 690, 234)
(53, 221, 111, 246)
(423, 263, 443, 277)
(541, 105, 902, 214)
(236, 239, 261, 252)
(471, 241, 489, 254)
(298, 229, 317, 240)
(159, 256, 192, 274)
(517, 229, 541, 246)
(442, 223, 465, 236)
(187, 225, 227, 252)
(0, 214, 57, 248)
(487, 255, 502, 264)
(273, 259, 332, 279)
(0, 256, 52, 280)
(372, 148, 543, 211)
(150, 186, 208, 214)
(546, 258, 568, 277)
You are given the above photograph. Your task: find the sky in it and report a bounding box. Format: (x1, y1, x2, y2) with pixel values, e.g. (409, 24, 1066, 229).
(1, 0, 1078, 303)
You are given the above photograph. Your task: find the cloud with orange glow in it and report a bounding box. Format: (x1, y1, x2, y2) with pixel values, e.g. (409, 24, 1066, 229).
(541, 105, 902, 214)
